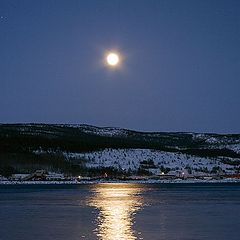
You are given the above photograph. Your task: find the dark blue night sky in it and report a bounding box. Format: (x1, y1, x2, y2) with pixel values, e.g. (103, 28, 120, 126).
(1, 0, 239, 133)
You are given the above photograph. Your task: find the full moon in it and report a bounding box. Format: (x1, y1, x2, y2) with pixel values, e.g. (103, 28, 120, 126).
(106, 52, 119, 66)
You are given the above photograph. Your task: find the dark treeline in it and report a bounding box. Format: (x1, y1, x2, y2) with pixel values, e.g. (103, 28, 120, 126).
(1, 124, 240, 156)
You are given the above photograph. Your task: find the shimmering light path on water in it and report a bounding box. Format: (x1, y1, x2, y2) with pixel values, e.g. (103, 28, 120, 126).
(0, 183, 240, 240)
(88, 183, 144, 240)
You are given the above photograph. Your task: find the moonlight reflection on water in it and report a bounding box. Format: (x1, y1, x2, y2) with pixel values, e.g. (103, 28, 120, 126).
(87, 183, 145, 240)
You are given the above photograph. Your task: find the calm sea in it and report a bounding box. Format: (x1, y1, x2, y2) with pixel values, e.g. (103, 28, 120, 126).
(0, 183, 239, 240)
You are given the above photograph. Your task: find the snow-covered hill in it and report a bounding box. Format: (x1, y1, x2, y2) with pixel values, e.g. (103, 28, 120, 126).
(1, 124, 240, 176)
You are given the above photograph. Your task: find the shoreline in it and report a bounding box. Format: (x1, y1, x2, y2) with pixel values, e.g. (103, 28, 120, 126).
(1, 178, 240, 185)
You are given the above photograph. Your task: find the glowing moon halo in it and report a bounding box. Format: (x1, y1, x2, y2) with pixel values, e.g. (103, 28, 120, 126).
(106, 52, 119, 66)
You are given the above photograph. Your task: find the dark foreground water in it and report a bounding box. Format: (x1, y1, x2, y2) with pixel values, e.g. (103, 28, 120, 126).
(0, 183, 240, 240)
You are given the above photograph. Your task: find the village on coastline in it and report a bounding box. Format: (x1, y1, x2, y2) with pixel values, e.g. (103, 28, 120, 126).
(1, 168, 240, 185)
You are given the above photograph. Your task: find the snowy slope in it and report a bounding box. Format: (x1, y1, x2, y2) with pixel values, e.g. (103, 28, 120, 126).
(63, 148, 238, 176)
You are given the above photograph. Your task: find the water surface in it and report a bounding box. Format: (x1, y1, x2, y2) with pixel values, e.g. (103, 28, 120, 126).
(0, 183, 239, 240)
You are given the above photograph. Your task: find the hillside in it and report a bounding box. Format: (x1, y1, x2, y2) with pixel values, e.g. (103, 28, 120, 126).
(0, 124, 240, 177)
